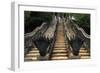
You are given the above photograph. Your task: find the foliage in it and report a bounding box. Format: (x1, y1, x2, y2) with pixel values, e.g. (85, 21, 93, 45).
(71, 13, 90, 35)
(24, 11, 90, 35)
(24, 11, 53, 33)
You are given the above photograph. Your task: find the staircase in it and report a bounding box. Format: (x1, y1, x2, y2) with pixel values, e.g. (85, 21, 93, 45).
(24, 22, 90, 61)
(51, 23, 68, 60)
(50, 22, 90, 60)
(79, 48, 90, 59)
(24, 48, 40, 61)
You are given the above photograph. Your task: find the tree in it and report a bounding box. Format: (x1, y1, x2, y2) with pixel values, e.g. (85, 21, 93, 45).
(70, 13, 90, 35)
(24, 11, 53, 33)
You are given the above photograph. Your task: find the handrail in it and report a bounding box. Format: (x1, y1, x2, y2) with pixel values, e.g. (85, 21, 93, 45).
(65, 18, 90, 53)
(70, 19, 90, 39)
(24, 22, 48, 55)
(48, 24, 58, 60)
(46, 16, 58, 59)
(63, 20, 72, 58)
(25, 22, 47, 38)
(24, 15, 58, 60)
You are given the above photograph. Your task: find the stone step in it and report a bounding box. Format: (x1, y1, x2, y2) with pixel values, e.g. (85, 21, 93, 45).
(57, 33, 64, 34)
(57, 32, 63, 34)
(53, 50, 67, 53)
(56, 39, 65, 41)
(51, 56, 68, 60)
(53, 48, 66, 50)
(56, 36, 64, 37)
(29, 50, 39, 53)
(56, 38, 65, 40)
(54, 47, 66, 48)
(56, 34, 64, 35)
(54, 45, 66, 48)
(55, 42, 65, 44)
(56, 40, 65, 42)
(55, 42, 65, 43)
(57, 29, 63, 31)
(24, 57, 37, 61)
(31, 48, 38, 50)
(79, 50, 87, 53)
(52, 53, 68, 56)
(80, 48, 86, 50)
(26, 53, 40, 57)
(56, 35, 64, 36)
(56, 37, 64, 39)
(55, 43, 66, 45)
(79, 53, 90, 56)
(80, 56, 90, 59)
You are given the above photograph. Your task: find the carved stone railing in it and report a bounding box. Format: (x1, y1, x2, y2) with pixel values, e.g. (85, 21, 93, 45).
(25, 22, 47, 38)
(64, 19, 90, 56)
(45, 16, 58, 59)
(63, 19, 73, 58)
(48, 22, 58, 60)
(70, 19, 90, 39)
(24, 22, 48, 55)
(70, 19, 90, 51)
(65, 18, 90, 53)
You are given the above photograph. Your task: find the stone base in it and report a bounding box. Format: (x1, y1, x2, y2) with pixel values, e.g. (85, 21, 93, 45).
(69, 55, 80, 59)
(37, 54, 49, 60)
(69, 52, 80, 59)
